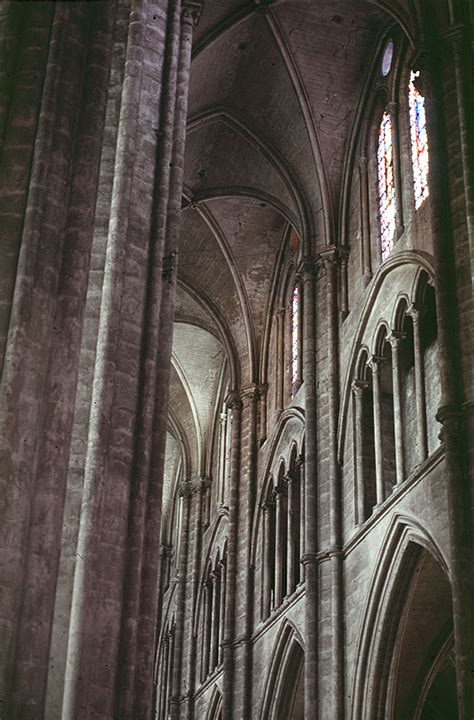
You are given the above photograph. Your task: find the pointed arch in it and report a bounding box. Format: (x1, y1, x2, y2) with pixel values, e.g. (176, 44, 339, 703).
(206, 684, 223, 720)
(350, 514, 453, 720)
(260, 620, 305, 720)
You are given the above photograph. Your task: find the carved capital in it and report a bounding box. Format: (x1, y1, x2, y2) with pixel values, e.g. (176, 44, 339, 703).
(367, 355, 384, 372)
(240, 384, 260, 406)
(406, 303, 420, 324)
(226, 390, 242, 412)
(387, 330, 405, 349)
(182, 1, 204, 26)
(297, 256, 316, 282)
(351, 379, 369, 397)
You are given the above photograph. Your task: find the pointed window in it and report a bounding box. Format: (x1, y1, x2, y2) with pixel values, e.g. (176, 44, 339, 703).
(377, 111, 397, 260)
(409, 70, 429, 209)
(291, 285, 300, 397)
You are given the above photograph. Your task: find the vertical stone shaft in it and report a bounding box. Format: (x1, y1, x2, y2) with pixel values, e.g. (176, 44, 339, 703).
(9, 8, 116, 718)
(222, 394, 241, 720)
(210, 569, 220, 671)
(185, 485, 204, 720)
(274, 487, 284, 607)
(358, 157, 372, 281)
(133, 6, 199, 717)
(262, 501, 272, 619)
(203, 584, 211, 679)
(388, 332, 405, 484)
(368, 357, 385, 505)
(275, 307, 285, 414)
(388, 100, 405, 235)
(408, 306, 428, 461)
(169, 484, 191, 720)
(352, 382, 367, 523)
(218, 558, 227, 665)
(286, 475, 295, 594)
(62, 5, 152, 716)
(114, 2, 180, 715)
(235, 387, 258, 719)
(423, 50, 472, 719)
(300, 257, 318, 720)
(323, 252, 344, 720)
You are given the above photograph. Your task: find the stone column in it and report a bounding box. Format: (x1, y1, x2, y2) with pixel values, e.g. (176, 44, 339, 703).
(232, 385, 259, 719)
(297, 455, 305, 581)
(387, 100, 405, 237)
(285, 473, 296, 595)
(203, 581, 212, 680)
(0, 6, 116, 718)
(262, 499, 273, 619)
(368, 356, 385, 506)
(420, 52, 473, 719)
(169, 482, 191, 720)
(222, 393, 241, 720)
(352, 381, 369, 523)
(273, 486, 284, 607)
(210, 568, 221, 672)
(218, 558, 227, 666)
(60, 2, 203, 718)
(184, 481, 205, 720)
(358, 156, 372, 283)
(322, 250, 344, 720)
(299, 257, 318, 720)
(275, 306, 286, 415)
(387, 331, 405, 485)
(407, 305, 428, 462)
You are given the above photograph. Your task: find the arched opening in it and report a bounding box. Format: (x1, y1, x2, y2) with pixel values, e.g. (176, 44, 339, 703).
(276, 641, 304, 720)
(352, 350, 377, 522)
(353, 527, 458, 720)
(261, 624, 305, 720)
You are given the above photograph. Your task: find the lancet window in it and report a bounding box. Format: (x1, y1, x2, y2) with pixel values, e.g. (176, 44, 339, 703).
(409, 70, 429, 209)
(200, 547, 227, 681)
(377, 111, 397, 260)
(291, 285, 300, 396)
(261, 452, 303, 620)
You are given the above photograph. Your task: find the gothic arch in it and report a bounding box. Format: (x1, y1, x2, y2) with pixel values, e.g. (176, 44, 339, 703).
(206, 684, 223, 720)
(350, 514, 454, 720)
(260, 620, 305, 720)
(338, 252, 434, 460)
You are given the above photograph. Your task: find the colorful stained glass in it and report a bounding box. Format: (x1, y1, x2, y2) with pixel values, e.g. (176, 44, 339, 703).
(291, 286, 299, 396)
(377, 111, 396, 260)
(409, 70, 429, 209)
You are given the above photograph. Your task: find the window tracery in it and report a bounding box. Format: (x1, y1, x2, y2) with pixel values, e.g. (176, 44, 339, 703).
(291, 285, 300, 397)
(377, 111, 397, 260)
(409, 70, 429, 209)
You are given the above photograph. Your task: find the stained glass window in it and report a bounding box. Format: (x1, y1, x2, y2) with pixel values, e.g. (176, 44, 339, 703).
(377, 111, 396, 260)
(291, 285, 299, 396)
(409, 70, 429, 209)
(381, 39, 393, 76)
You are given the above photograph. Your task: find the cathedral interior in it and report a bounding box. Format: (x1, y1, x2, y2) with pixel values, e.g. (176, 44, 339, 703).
(0, 1, 472, 719)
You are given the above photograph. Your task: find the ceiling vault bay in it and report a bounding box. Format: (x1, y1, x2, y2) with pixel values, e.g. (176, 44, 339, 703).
(166, 0, 404, 496)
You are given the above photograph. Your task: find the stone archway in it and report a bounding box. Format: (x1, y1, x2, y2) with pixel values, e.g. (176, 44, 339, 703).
(352, 520, 458, 720)
(261, 622, 304, 720)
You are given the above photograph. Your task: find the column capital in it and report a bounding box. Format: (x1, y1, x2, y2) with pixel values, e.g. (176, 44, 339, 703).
(296, 453, 304, 468)
(351, 379, 369, 397)
(240, 383, 259, 406)
(387, 330, 405, 349)
(387, 100, 398, 114)
(225, 389, 242, 412)
(296, 256, 317, 281)
(406, 303, 420, 322)
(367, 355, 384, 372)
(182, 1, 205, 26)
